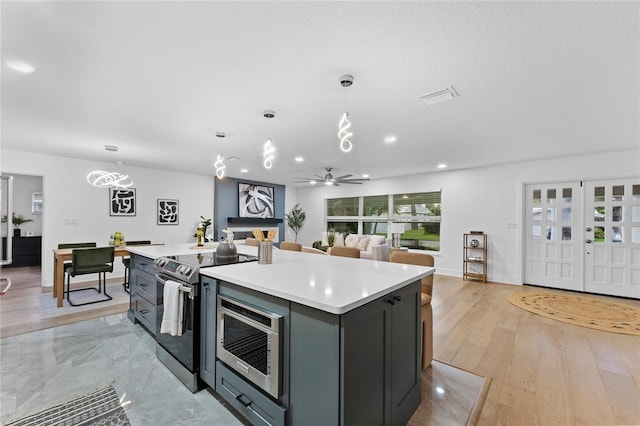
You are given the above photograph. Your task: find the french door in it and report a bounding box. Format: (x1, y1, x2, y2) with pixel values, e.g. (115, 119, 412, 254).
(524, 178, 640, 299)
(525, 182, 583, 292)
(583, 180, 640, 298)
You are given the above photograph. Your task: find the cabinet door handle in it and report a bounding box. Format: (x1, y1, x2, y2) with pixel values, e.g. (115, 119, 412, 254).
(387, 298, 396, 305)
(394, 295, 402, 302)
(203, 282, 209, 287)
(139, 309, 148, 314)
(236, 393, 252, 407)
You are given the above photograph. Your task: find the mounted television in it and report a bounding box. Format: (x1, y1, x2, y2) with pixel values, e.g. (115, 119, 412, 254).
(238, 183, 275, 219)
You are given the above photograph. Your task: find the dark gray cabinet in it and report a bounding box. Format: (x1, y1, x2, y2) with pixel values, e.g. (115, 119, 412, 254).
(128, 254, 157, 335)
(199, 275, 217, 387)
(2, 236, 41, 267)
(289, 280, 421, 426)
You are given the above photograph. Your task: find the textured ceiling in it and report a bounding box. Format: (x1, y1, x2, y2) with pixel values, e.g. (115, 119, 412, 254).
(2, 1, 638, 185)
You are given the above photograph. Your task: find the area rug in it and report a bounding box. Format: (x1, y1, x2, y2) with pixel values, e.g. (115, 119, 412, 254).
(40, 281, 129, 319)
(508, 292, 640, 336)
(6, 385, 130, 426)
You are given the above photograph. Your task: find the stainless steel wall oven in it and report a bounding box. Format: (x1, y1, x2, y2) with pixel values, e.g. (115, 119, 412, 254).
(217, 295, 283, 399)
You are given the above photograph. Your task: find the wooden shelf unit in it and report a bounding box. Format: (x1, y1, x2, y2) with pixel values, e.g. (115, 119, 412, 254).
(463, 233, 487, 283)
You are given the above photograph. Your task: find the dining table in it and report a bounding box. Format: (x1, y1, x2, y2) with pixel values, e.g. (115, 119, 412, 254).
(52, 246, 131, 308)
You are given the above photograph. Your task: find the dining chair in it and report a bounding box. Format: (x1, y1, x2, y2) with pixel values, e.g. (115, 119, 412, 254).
(301, 246, 329, 255)
(390, 251, 434, 369)
(65, 246, 115, 306)
(244, 238, 259, 246)
(279, 242, 302, 251)
(58, 242, 97, 282)
(328, 246, 361, 259)
(122, 240, 152, 293)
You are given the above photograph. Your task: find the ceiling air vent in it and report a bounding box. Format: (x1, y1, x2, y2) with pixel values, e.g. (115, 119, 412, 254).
(419, 86, 458, 106)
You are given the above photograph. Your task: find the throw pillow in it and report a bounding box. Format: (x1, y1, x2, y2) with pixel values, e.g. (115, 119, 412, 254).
(321, 232, 329, 247)
(345, 234, 360, 248)
(356, 236, 370, 251)
(334, 233, 345, 247)
(369, 235, 386, 246)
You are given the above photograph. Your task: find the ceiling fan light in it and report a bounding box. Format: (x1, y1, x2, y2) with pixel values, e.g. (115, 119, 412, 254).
(325, 181, 333, 186)
(309, 180, 317, 185)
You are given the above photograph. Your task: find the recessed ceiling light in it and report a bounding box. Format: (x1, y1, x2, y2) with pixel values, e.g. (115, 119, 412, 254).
(6, 59, 35, 74)
(437, 163, 447, 169)
(419, 86, 458, 106)
(362, 174, 370, 178)
(384, 136, 396, 144)
(240, 168, 248, 173)
(295, 156, 304, 162)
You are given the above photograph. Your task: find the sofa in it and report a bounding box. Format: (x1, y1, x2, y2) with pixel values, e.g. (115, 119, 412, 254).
(314, 232, 391, 261)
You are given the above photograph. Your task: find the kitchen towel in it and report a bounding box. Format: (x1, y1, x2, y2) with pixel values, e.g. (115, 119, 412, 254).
(160, 280, 184, 336)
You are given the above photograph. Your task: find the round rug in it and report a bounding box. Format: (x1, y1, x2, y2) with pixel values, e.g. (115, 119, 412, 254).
(507, 292, 640, 336)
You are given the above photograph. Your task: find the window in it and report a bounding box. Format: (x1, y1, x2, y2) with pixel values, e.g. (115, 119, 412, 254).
(325, 191, 442, 251)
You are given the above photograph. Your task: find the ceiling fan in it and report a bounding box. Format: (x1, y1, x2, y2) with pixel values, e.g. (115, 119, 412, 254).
(295, 167, 369, 186)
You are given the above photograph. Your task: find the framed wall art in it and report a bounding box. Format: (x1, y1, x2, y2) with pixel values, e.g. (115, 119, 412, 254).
(157, 198, 179, 225)
(109, 188, 136, 216)
(238, 183, 275, 218)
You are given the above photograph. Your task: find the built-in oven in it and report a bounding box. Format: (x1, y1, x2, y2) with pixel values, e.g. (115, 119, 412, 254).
(217, 295, 283, 399)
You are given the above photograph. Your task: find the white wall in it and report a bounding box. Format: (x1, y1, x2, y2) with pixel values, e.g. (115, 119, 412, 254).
(1, 149, 215, 287)
(294, 149, 640, 285)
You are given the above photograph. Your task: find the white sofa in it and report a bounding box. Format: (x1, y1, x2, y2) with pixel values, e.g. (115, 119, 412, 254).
(321, 232, 391, 261)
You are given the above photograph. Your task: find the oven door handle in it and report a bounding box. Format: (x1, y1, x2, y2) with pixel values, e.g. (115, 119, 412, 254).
(156, 273, 195, 298)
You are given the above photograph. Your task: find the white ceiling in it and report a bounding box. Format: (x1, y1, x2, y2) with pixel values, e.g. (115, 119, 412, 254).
(2, 1, 638, 185)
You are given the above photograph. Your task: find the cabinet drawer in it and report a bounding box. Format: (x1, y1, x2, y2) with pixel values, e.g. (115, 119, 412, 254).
(134, 269, 157, 304)
(131, 254, 155, 275)
(216, 361, 286, 426)
(134, 294, 156, 335)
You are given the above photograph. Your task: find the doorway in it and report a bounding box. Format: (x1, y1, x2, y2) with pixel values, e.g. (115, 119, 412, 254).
(524, 178, 640, 298)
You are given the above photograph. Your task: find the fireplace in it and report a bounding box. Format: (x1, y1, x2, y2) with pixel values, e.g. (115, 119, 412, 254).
(226, 226, 279, 243)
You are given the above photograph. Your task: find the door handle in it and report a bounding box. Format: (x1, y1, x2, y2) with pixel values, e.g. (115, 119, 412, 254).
(585, 239, 592, 244)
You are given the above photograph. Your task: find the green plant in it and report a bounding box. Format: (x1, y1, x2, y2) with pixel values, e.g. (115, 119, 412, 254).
(4, 214, 33, 228)
(192, 215, 213, 242)
(285, 203, 306, 242)
(326, 229, 336, 247)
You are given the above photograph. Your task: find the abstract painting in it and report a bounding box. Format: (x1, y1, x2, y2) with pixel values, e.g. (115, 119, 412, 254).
(238, 183, 274, 218)
(157, 199, 179, 225)
(109, 188, 136, 216)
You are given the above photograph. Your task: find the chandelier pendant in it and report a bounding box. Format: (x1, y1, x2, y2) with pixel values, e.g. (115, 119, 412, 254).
(338, 112, 353, 152)
(263, 138, 275, 169)
(214, 155, 226, 178)
(86, 171, 133, 189)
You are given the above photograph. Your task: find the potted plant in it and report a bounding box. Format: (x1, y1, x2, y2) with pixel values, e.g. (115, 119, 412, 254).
(2, 214, 34, 237)
(192, 216, 213, 242)
(285, 203, 306, 243)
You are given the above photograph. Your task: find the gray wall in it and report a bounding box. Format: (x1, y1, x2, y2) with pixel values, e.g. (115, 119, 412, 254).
(214, 177, 285, 242)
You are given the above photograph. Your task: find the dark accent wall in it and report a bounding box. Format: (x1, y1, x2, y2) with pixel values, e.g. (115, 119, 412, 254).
(214, 177, 286, 242)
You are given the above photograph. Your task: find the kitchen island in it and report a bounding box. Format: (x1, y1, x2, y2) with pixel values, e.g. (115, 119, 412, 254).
(127, 242, 433, 426)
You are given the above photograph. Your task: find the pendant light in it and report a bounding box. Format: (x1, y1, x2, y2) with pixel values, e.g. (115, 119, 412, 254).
(338, 74, 354, 153)
(86, 145, 133, 189)
(214, 154, 226, 178)
(263, 110, 276, 169)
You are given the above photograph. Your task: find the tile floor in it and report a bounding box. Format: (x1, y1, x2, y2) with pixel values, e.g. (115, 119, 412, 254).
(1, 312, 487, 425)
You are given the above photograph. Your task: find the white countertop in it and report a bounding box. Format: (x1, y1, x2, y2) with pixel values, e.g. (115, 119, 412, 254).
(127, 243, 434, 315)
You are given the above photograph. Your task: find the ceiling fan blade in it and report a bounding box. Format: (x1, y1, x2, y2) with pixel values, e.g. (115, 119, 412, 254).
(314, 174, 327, 180)
(339, 181, 363, 184)
(334, 174, 353, 180)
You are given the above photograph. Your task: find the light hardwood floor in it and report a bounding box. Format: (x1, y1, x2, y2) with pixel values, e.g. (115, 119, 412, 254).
(1, 267, 639, 425)
(0, 266, 128, 338)
(433, 276, 640, 425)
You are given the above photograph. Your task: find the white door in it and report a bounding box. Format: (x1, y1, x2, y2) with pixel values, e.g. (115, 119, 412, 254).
(584, 179, 640, 298)
(524, 182, 583, 291)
